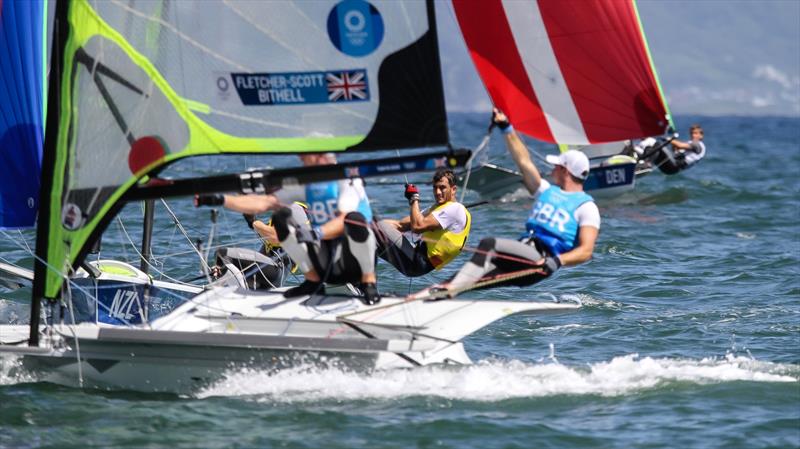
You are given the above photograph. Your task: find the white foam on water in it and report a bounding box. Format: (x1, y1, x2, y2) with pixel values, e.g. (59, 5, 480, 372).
(499, 187, 533, 203)
(198, 353, 798, 402)
(0, 299, 29, 323)
(0, 355, 37, 386)
(537, 323, 591, 332)
(573, 294, 626, 311)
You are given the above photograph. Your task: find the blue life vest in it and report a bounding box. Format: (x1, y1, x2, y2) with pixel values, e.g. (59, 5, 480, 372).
(305, 181, 372, 227)
(524, 186, 593, 256)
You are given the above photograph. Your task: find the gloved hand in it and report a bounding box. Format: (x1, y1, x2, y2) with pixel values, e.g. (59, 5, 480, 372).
(404, 184, 420, 205)
(491, 108, 511, 131)
(194, 193, 224, 207)
(296, 225, 322, 243)
(542, 256, 562, 276)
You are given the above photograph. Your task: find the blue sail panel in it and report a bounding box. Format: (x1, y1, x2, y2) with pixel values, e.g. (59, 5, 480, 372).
(0, 0, 45, 229)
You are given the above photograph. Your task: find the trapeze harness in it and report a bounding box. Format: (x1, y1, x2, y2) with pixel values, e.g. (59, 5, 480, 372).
(654, 140, 706, 175)
(421, 201, 471, 269)
(282, 179, 375, 281)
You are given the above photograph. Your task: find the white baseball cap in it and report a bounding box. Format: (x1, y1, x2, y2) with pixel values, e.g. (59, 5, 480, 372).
(545, 150, 590, 180)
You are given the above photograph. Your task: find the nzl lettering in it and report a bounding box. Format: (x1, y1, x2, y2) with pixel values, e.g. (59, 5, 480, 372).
(531, 203, 570, 232)
(109, 289, 140, 320)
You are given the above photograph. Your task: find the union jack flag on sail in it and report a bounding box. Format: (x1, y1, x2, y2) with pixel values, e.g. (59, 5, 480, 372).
(326, 70, 369, 102)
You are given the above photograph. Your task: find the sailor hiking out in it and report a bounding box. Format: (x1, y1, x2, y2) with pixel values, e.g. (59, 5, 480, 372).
(195, 153, 380, 304)
(428, 109, 600, 297)
(651, 124, 706, 174)
(374, 168, 470, 277)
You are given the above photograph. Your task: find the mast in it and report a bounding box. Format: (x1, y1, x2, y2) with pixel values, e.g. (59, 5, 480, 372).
(140, 200, 155, 274)
(31, 0, 69, 346)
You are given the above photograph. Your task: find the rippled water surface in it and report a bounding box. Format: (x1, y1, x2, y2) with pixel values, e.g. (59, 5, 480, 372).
(1, 115, 799, 448)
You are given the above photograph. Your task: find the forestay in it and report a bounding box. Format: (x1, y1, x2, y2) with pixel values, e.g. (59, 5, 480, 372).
(37, 0, 448, 302)
(452, 0, 672, 145)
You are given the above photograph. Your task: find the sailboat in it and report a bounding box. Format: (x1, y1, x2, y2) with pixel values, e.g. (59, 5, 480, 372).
(0, 0, 578, 393)
(452, 0, 674, 199)
(0, 0, 208, 325)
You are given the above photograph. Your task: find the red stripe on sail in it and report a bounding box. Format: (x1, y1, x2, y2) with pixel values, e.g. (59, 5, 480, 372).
(538, 0, 668, 142)
(453, 0, 555, 142)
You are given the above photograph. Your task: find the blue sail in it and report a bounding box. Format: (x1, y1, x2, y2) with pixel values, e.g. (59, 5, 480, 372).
(0, 0, 46, 229)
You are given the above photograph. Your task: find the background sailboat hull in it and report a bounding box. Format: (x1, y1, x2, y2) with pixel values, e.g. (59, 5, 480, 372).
(462, 162, 639, 200)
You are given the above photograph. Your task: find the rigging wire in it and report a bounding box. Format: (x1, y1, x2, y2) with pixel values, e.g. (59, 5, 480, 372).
(155, 200, 214, 282)
(0, 231, 154, 334)
(459, 131, 493, 203)
(63, 269, 85, 388)
(15, 229, 34, 255)
(114, 216, 204, 288)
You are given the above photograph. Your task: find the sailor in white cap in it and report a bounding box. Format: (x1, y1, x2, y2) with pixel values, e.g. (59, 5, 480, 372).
(438, 109, 601, 294)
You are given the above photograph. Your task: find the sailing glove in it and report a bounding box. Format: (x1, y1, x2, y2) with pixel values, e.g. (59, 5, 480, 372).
(404, 184, 420, 205)
(492, 110, 511, 131)
(542, 256, 562, 275)
(195, 193, 224, 207)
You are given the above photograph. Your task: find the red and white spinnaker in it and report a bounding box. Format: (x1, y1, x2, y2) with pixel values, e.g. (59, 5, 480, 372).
(453, 0, 672, 145)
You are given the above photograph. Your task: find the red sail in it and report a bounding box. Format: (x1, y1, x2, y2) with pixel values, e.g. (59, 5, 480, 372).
(453, 0, 670, 144)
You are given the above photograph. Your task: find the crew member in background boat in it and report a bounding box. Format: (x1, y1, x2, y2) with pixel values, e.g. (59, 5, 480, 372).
(651, 124, 706, 174)
(427, 109, 600, 296)
(373, 168, 470, 277)
(195, 153, 380, 304)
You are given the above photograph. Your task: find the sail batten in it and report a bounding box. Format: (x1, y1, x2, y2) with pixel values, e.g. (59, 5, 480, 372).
(453, 0, 670, 145)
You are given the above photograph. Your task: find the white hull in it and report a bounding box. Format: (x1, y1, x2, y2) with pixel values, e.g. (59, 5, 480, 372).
(0, 286, 579, 393)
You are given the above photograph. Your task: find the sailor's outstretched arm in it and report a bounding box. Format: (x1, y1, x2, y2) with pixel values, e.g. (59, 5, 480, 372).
(556, 226, 598, 267)
(221, 194, 280, 214)
(671, 139, 692, 151)
(495, 109, 542, 194)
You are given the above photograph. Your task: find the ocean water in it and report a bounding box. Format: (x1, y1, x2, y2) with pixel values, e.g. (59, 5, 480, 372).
(1, 115, 798, 448)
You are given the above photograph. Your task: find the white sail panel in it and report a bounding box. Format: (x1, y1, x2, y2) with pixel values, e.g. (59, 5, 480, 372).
(502, 0, 587, 144)
(453, 0, 671, 144)
(88, 0, 428, 141)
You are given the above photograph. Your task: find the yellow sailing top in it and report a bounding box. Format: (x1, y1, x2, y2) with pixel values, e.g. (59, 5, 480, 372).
(422, 201, 471, 269)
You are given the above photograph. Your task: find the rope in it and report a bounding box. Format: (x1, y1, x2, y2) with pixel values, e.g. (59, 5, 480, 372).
(115, 217, 205, 288)
(337, 262, 547, 322)
(460, 132, 493, 203)
(158, 199, 214, 280)
(438, 265, 546, 299)
(343, 215, 542, 268)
